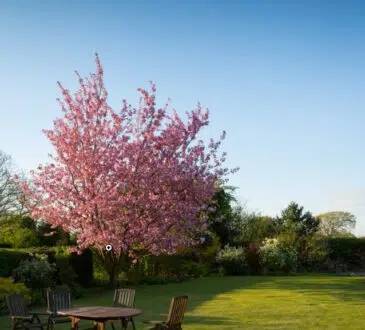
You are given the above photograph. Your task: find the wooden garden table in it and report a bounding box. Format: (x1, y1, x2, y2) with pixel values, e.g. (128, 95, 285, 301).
(57, 306, 142, 330)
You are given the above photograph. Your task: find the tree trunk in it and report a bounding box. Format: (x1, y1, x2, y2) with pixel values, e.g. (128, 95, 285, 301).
(94, 247, 125, 287)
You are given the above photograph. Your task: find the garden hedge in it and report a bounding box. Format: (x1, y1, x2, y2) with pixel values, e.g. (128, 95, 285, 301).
(0, 249, 29, 277)
(327, 237, 365, 271)
(0, 247, 94, 287)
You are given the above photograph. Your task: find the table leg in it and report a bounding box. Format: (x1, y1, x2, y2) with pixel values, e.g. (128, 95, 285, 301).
(94, 321, 106, 330)
(70, 317, 80, 330)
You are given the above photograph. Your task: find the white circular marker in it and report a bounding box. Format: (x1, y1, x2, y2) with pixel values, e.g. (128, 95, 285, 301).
(105, 244, 113, 251)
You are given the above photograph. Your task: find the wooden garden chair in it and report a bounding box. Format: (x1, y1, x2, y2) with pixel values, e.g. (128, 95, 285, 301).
(110, 288, 136, 330)
(6, 294, 48, 330)
(143, 296, 188, 330)
(46, 287, 72, 330)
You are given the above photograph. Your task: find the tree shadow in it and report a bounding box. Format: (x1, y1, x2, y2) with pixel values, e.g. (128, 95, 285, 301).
(254, 275, 365, 302)
(184, 315, 241, 326)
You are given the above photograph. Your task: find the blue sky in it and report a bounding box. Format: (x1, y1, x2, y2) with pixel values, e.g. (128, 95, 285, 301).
(1, 1, 365, 234)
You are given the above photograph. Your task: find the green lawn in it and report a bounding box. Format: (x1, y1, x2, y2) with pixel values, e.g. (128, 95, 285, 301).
(1, 275, 365, 329)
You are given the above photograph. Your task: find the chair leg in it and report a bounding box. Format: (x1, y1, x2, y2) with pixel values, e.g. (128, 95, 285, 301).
(49, 319, 54, 330)
(121, 319, 128, 330)
(130, 318, 136, 330)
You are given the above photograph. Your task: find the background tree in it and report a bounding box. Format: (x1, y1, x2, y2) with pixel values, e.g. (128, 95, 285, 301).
(274, 201, 319, 237)
(316, 211, 356, 237)
(207, 186, 240, 247)
(235, 213, 275, 246)
(0, 150, 26, 218)
(0, 215, 39, 248)
(273, 202, 320, 271)
(0, 215, 72, 247)
(20, 54, 236, 283)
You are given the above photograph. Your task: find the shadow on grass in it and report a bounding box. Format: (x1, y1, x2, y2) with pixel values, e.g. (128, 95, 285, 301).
(184, 315, 240, 326)
(254, 275, 365, 302)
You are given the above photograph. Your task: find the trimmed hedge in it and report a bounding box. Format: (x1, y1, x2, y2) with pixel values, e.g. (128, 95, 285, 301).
(0, 249, 29, 277)
(327, 237, 365, 271)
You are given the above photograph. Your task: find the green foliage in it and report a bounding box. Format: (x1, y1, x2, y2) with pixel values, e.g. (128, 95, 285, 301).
(0, 249, 29, 277)
(216, 246, 249, 275)
(197, 234, 221, 264)
(260, 238, 298, 274)
(0, 216, 39, 248)
(303, 236, 329, 271)
(317, 211, 356, 237)
(0, 215, 75, 248)
(0, 247, 87, 301)
(121, 254, 186, 285)
(180, 233, 221, 270)
(327, 237, 365, 271)
(12, 254, 57, 290)
(207, 186, 240, 246)
(274, 202, 319, 237)
(96, 252, 211, 286)
(0, 278, 31, 313)
(36, 221, 74, 246)
(234, 212, 275, 246)
(181, 261, 210, 278)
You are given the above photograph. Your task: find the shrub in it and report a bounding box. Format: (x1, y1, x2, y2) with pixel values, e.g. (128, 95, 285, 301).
(181, 261, 210, 278)
(216, 246, 249, 275)
(302, 236, 329, 272)
(12, 254, 57, 302)
(143, 255, 189, 281)
(260, 238, 297, 274)
(195, 234, 221, 265)
(0, 278, 31, 313)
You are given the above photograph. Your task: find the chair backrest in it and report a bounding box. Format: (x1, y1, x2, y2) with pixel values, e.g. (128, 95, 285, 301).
(47, 287, 72, 314)
(6, 294, 28, 317)
(113, 289, 135, 308)
(166, 296, 188, 327)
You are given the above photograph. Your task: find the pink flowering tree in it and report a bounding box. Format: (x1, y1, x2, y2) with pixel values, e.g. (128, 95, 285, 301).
(21, 54, 236, 282)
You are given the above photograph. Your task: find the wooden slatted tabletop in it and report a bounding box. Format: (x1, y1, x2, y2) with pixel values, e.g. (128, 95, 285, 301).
(58, 306, 142, 330)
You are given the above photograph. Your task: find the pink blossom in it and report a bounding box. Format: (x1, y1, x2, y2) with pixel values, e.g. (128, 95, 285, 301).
(20, 54, 236, 257)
